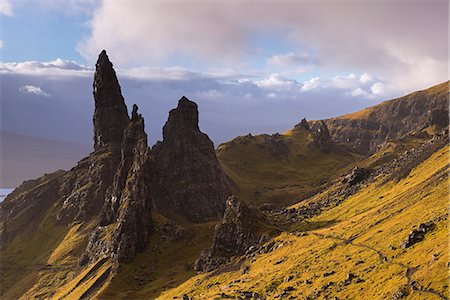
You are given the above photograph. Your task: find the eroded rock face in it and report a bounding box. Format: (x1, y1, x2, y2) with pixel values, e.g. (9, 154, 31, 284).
(401, 221, 435, 249)
(311, 81, 449, 154)
(195, 196, 271, 272)
(152, 97, 231, 223)
(83, 105, 153, 264)
(312, 121, 334, 152)
(93, 50, 130, 150)
(56, 51, 130, 224)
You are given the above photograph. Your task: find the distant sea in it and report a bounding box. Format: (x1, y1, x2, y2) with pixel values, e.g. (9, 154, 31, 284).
(0, 188, 14, 202)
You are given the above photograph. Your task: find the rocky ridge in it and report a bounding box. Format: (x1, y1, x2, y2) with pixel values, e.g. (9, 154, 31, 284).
(0, 50, 231, 278)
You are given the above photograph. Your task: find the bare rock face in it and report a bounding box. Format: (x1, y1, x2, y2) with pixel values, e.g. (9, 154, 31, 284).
(312, 121, 334, 152)
(56, 51, 130, 223)
(82, 105, 153, 264)
(313, 81, 449, 154)
(93, 50, 130, 150)
(152, 97, 231, 223)
(294, 118, 311, 131)
(195, 196, 273, 272)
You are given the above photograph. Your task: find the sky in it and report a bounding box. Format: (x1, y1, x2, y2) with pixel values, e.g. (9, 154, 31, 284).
(0, 0, 448, 147)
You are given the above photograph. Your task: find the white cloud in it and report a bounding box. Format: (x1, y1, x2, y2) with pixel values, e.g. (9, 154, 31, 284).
(0, 59, 92, 79)
(0, 0, 13, 16)
(359, 73, 372, 84)
(301, 77, 320, 92)
(268, 52, 310, 68)
(350, 88, 368, 97)
(19, 85, 51, 97)
(370, 82, 385, 95)
(75, 1, 447, 98)
(256, 73, 299, 91)
(0, 40, 3, 49)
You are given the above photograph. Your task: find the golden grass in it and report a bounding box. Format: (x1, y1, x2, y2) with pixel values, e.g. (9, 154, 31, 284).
(160, 146, 449, 299)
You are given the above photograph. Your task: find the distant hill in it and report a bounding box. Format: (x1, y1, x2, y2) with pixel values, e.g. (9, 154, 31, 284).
(0, 131, 90, 188)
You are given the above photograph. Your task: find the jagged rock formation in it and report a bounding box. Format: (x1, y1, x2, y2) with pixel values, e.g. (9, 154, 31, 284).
(152, 97, 231, 222)
(294, 118, 311, 131)
(400, 221, 435, 249)
(195, 196, 276, 272)
(309, 81, 449, 154)
(82, 105, 153, 265)
(93, 50, 130, 150)
(312, 121, 334, 152)
(56, 51, 130, 224)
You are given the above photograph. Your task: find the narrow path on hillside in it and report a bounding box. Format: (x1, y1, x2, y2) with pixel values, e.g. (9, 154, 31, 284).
(309, 232, 448, 300)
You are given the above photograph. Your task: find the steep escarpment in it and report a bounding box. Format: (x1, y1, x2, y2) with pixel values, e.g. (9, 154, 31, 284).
(153, 97, 231, 222)
(312, 81, 449, 154)
(82, 104, 153, 265)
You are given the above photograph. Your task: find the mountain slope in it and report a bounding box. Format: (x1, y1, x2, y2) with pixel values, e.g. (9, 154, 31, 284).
(161, 137, 448, 299)
(318, 81, 448, 154)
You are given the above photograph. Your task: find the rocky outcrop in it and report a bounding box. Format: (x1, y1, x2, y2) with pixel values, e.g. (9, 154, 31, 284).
(152, 97, 231, 223)
(93, 50, 130, 150)
(82, 105, 153, 264)
(342, 167, 371, 186)
(310, 81, 449, 154)
(195, 196, 275, 272)
(56, 51, 130, 224)
(312, 121, 334, 152)
(401, 221, 435, 249)
(294, 118, 311, 131)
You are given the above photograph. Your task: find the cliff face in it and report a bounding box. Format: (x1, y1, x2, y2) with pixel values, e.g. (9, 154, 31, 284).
(311, 82, 449, 154)
(93, 50, 130, 150)
(195, 196, 276, 272)
(152, 97, 231, 223)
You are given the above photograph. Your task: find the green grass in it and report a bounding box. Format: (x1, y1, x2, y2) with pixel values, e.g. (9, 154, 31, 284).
(218, 130, 361, 206)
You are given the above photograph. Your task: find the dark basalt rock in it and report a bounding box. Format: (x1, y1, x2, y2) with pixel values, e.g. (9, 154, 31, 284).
(401, 221, 435, 249)
(312, 121, 334, 152)
(56, 51, 130, 224)
(152, 96, 231, 223)
(295, 118, 311, 131)
(83, 105, 153, 264)
(195, 196, 274, 272)
(93, 50, 130, 150)
(342, 167, 371, 186)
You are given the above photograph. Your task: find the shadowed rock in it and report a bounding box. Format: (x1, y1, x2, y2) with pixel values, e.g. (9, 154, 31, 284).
(83, 104, 153, 264)
(93, 50, 130, 150)
(152, 96, 231, 223)
(313, 121, 334, 152)
(195, 196, 276, 272)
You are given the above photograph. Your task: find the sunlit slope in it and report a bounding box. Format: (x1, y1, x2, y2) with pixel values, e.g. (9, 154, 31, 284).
(161, 145, 448, 300)
(320, 81, 448, 154)
(217, 130, 360, 207)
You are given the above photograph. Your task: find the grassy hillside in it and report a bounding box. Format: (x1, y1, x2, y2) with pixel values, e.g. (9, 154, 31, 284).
(161, 145, 448, 299)
(217, 129, 361, 207)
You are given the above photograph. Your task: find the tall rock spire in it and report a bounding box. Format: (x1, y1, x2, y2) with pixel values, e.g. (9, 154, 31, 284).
(152, 96, 231, 222)
(93, 50, 130, 150)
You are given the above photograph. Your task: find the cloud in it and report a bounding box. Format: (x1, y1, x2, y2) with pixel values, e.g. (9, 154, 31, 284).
(0, 40, 3, 49)
(0, 59, 92, 79)
(268, 52, 311, 68)
(0, 0, 13, 16)
(255, 73, 299, 91)
(350, 88, 368, 97)
(370, 82, 385, 95)
(301, 77, 320, 92)
(2, 58, 386, 147)
(76, 0, 447, 97)
(19, 85, 51, 97)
